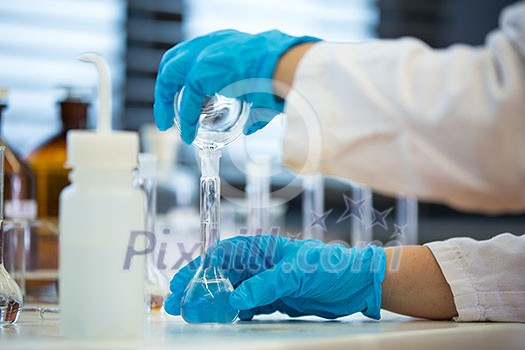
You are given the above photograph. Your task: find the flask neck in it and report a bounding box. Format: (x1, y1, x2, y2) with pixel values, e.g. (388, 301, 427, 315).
(199, 149, 221, 177)
(199, 149, 221, 268)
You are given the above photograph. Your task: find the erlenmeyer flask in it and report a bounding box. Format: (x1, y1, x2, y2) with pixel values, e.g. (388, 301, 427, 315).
(173, 89, 249, 324)
(0, 146, 24, 326)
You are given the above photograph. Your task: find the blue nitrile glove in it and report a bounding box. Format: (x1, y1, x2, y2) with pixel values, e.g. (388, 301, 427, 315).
(153, 29, 321, 143)
(164, 235, 386, 321)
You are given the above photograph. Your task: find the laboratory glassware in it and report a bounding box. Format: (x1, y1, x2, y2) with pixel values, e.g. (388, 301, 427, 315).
(137, 153, 170, 312)
(0, 146, 24, 326)
(302, 173, 324, 241)
(246, 156, 271, 235)
(0, 89, 38, 222)
(1, 88, 49, 302)
(175, 88, 249, 150)
(139, 124, 199, 231)
(350, 184, 373, 247)
(2, 219, 59, 303)
(174, 88, 250, 323)
(0, 89, 38, 286)
(396, 196, 418, 245)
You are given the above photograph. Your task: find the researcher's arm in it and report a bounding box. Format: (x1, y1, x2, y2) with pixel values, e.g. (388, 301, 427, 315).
(381, 246, 457, 320)
(277, 2, 525, 214)
(378, 233, 525, 322)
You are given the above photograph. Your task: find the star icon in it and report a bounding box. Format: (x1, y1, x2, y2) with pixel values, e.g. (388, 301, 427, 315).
(336, 194, 369, 223)
(309, 209, 333, 232)
(390, 223, 407, 240)
(368, 207, 393, 230)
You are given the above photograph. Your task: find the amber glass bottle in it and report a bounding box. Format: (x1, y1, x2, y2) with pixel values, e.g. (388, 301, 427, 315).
(27, 91, 89, 220)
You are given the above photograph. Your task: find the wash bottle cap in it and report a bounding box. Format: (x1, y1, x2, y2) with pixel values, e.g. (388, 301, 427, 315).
(67, 53, 138, 169)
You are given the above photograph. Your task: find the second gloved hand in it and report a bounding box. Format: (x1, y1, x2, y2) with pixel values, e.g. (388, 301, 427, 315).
(153, 30, 321, 143)
(164, 235, 386, 321)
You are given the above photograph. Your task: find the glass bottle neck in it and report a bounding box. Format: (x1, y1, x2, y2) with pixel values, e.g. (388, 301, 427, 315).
(199, 149, 221, 267)
(60, 100, 88, 132)
(199, 149, 220, 178)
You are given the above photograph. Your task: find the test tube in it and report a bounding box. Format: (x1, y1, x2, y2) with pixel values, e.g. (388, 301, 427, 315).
(350, 184, 373, 247)
(302, 173, 324, 241)
(246, 156, 271, 235)
(396, 195, 418, 245)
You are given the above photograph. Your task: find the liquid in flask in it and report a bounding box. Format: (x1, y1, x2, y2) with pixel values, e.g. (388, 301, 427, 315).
(180, 267, 238, 324)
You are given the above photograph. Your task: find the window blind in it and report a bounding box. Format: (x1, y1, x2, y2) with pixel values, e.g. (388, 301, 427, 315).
(0, 0, 126, 155)
(377, 0, 516, 48)
(123, 0, 184, 130)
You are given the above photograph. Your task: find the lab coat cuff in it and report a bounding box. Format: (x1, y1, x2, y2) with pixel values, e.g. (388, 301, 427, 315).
(425, 241, 482, 322)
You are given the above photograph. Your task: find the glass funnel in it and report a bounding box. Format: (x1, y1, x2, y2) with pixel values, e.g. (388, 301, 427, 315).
(0, 146, 24, 326)
(174, 88, 249, 324)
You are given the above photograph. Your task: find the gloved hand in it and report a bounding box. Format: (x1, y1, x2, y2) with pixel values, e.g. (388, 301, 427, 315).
(154, 29, 321, 143)
(164, 235, 386, 321)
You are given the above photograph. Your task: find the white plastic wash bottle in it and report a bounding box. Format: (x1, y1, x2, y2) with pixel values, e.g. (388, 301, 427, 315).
(59, 53, 145, 338)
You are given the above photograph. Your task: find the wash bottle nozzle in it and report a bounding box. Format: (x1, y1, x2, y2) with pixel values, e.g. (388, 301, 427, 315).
(79, 52, 112, 133)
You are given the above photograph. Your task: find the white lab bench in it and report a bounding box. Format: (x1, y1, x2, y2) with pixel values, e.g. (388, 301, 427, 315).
(1, 308, 523, 349)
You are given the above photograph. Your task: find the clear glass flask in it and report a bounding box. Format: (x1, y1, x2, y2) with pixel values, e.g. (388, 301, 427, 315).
(0, 146, 24, 326)
(173, 88, 250, 324)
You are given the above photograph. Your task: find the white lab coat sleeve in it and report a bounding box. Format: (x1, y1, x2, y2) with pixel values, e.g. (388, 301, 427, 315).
(424, 233, 525, 322)
(282, 1, 525, 214)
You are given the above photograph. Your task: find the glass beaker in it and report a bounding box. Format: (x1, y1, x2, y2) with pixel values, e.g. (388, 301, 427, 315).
(0, 146, 24, 326)
(173, 88, 249, 324)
